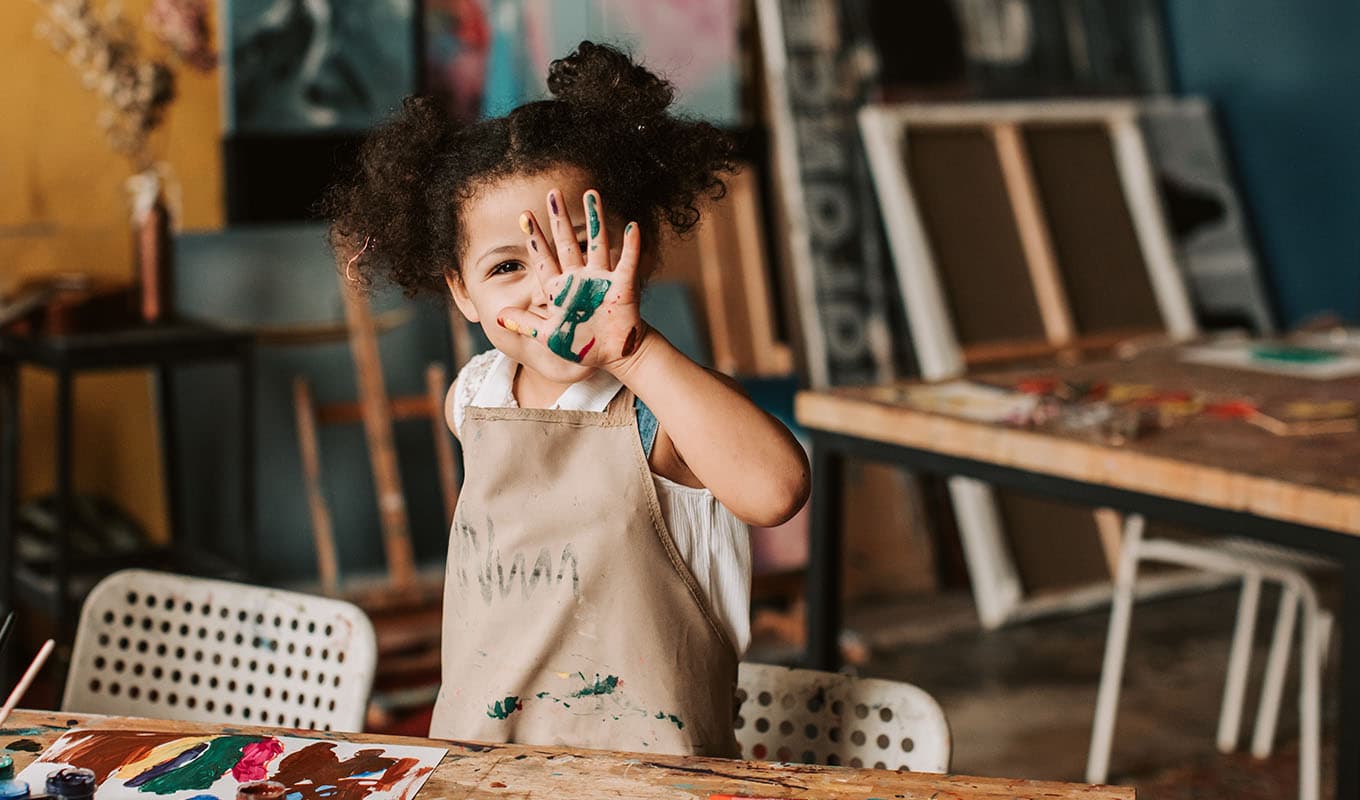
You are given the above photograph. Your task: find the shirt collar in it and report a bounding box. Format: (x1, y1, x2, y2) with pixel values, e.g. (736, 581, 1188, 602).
(472, 349, 622, 412)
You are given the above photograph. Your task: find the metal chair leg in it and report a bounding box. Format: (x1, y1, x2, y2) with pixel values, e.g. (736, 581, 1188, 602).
(1298, 595, 1324, 800)
(1218, 572, 1262, 753)
(1251, 584, 1299, 758)
(1086, 514, 1146, 784)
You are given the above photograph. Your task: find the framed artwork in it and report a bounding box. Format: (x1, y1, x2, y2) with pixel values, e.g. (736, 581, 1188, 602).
(755, 0, 902, 388)
(423, 0, 493, 126)
(221, 0, 419, 222)
(1139, 99, 1276, 334)
(849, 0, 1172, 100)
(456, 0, 740, 124)
(224, 0, 418, 134)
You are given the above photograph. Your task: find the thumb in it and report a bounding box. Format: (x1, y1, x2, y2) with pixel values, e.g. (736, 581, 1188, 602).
(495, 308, 544, 341)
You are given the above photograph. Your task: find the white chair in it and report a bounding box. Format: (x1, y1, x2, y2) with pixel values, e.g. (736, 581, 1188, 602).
(63, 569, 377, 732)
(1087, 515, 1334, 800)
(736, 662, 951, 773)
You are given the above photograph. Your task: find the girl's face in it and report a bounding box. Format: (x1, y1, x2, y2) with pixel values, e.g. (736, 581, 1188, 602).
(448, 166, 639, 385)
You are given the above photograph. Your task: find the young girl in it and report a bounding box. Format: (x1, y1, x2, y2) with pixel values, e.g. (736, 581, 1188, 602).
(326, 41, 809, 758)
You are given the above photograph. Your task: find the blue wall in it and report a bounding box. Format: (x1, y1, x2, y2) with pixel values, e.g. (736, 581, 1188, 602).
(1163, 0, 1360, 326)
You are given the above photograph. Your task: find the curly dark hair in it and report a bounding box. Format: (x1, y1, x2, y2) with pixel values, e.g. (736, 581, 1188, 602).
(324, 40, 737, 296)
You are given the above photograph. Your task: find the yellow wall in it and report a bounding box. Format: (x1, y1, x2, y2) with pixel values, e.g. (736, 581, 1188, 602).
(0, 1, 224, 542)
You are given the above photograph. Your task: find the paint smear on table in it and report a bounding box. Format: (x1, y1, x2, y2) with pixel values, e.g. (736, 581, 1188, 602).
(15, 731, 445, 800)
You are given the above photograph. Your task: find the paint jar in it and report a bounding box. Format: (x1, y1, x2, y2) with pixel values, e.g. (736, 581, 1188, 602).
(0, 754, 30, 800)
(43, 768, 95, 800)
(236, 781, 286, 800)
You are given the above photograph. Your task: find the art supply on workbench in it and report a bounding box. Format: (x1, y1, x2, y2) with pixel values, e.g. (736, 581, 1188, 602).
(44, 770, 94, 800)
(1182, 339, 1360, 379)
(0, 640, 54, 727)
(1246, 399, 1360, 436)
(235, 782, 286, 800)
(878, 380, 1038, 423)
(15, 730, 447, 800)
(0, 755, 30, 800)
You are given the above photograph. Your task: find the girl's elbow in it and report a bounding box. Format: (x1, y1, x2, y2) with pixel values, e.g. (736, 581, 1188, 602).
(747, 466, 811, 528)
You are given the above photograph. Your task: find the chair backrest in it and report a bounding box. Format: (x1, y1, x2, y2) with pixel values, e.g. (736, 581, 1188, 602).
(736, 662, 951, 773)
(63, 569, 377, 732)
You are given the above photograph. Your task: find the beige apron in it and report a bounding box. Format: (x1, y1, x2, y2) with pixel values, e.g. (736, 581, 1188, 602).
(430, 386, 739, 757)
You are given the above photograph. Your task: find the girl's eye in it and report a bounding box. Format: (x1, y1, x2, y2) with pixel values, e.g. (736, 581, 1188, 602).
(491, 261, 523, 276)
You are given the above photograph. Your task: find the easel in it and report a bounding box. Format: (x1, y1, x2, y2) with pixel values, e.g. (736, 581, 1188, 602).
(292, 269, 473, 723)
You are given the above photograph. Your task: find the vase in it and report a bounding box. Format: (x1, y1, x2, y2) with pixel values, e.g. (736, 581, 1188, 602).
(130, 169, 175, 324)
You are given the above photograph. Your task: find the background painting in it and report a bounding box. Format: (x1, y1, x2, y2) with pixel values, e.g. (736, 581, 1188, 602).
(423, 0, 494, 125)
(446, 0, 740, 125)
(855, 0, 1171, 100)
(225, 0, 417, 134)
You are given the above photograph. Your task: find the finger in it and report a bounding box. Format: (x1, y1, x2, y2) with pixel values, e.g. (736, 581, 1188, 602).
(519, 210, 560, 283)
(546, 189, 585, 270)
(614, 221, 642, 289)
(495, 308, 543, 341)
(583, 190, 610, 270)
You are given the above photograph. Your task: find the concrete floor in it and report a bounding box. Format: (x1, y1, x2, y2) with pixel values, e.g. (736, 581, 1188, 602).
(751, 578, 1340, 798)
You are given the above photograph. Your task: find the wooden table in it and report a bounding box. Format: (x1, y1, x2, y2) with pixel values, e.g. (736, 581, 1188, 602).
(796, 352, 1360, 798)
(0, 710, 1132, 800)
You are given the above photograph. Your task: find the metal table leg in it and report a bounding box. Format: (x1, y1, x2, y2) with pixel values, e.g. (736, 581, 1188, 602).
(806, 436, 845, 671)
(54, 367, 74, 641)
(0, 360, 18, 688)
(156, 361, 186, 561)
(239, 345, 257, 578)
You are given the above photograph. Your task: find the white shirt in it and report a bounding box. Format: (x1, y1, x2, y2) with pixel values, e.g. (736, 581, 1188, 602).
(450, 349, 752, 655)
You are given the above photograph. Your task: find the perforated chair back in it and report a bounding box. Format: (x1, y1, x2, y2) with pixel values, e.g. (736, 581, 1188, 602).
(63, 569, 377, 732)
(736, 663, 951, 773)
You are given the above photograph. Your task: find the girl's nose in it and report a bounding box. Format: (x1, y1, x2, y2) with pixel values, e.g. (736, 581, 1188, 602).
(530, 279, 551, 310)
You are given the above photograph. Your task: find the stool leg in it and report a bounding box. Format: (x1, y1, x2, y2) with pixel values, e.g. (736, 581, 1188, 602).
(1087, 514, 1146, 784)
(1218, 572, 1262, 753)
(1251, 585, 1299, 759)
(1298, 601, 1322, 800)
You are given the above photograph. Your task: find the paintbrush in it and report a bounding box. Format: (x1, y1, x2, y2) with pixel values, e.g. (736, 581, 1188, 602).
(0, 612, 14, 661)
(0, 639, 56, 727)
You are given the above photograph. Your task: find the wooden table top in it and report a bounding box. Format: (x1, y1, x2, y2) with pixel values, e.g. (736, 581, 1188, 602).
(796, 350, 1360, 536)
(0, 710, 1131, 800)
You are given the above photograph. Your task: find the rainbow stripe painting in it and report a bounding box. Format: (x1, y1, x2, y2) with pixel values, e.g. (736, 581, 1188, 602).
(16, 731, 446, 800)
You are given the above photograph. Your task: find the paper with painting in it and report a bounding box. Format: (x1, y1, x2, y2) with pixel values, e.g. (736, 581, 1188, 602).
(16, 730, 446, 800)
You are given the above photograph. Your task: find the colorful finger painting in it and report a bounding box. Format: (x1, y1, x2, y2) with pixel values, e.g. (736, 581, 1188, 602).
(546, 274, 611, 363)
(16, 731, 446, 800)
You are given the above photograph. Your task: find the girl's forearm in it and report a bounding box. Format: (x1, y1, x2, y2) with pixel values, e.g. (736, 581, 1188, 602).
(609, 328, 810, 527)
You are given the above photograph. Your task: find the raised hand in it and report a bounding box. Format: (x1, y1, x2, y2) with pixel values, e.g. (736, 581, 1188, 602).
(497, 189, 645, 368)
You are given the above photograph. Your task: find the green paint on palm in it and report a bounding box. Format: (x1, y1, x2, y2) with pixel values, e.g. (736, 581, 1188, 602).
(486, 696, 520, 720)
(548, 275, 611, 362)
(654, 711, 685, 730)
(136, 735, 263, 794)
(570, 674, 620, 697)
(586, 194, 601, 238)
(553, 274, 574, 306)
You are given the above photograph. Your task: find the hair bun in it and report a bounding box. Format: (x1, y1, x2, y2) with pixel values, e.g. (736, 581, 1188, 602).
(547, 41, 674, 121)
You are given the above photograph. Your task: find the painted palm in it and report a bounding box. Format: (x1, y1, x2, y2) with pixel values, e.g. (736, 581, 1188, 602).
(499, 190, 644, 366)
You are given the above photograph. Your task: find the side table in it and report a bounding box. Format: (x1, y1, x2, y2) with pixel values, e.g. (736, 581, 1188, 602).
(0, 319, 256, 655)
